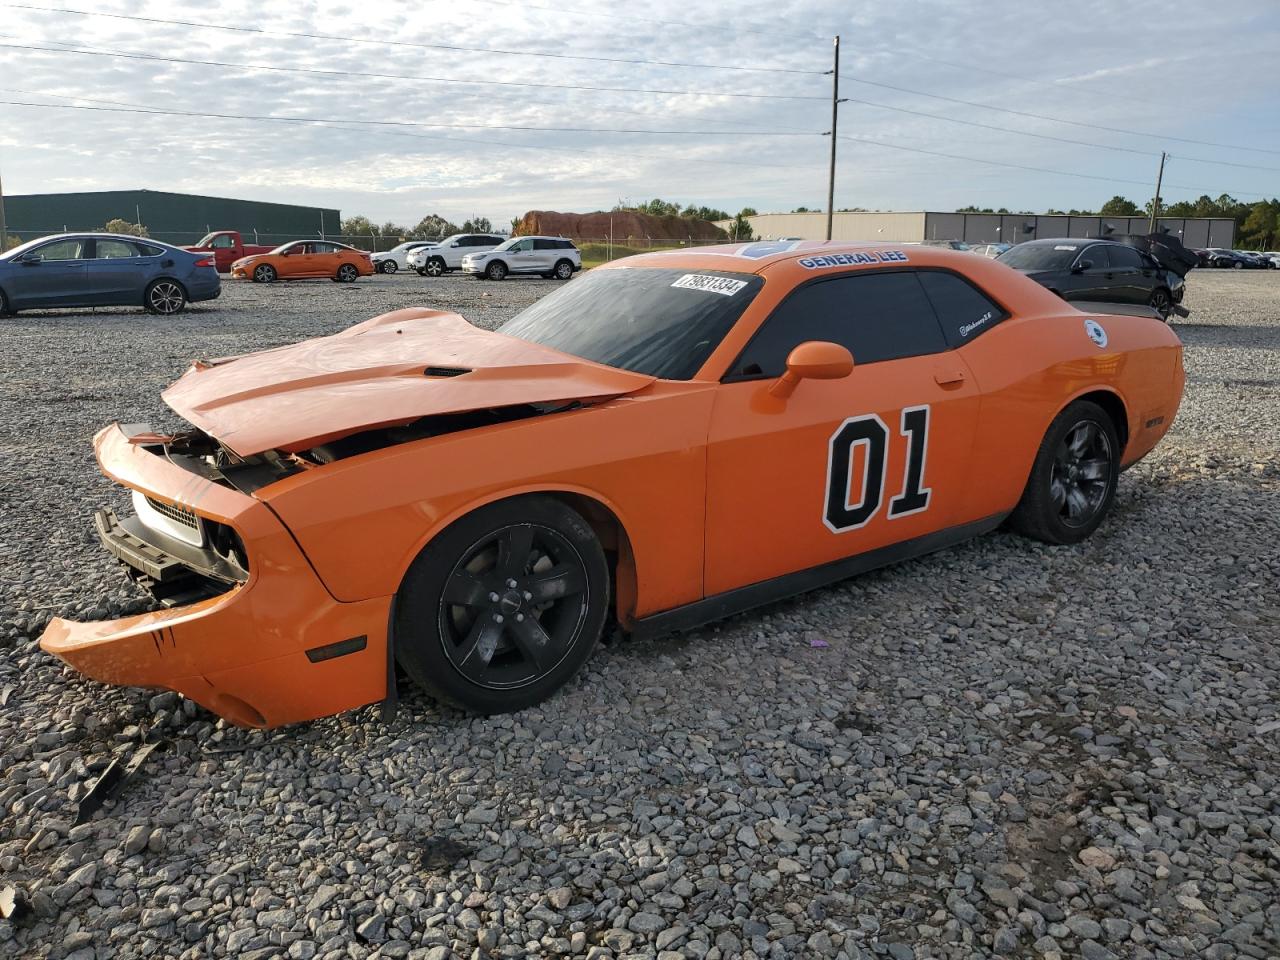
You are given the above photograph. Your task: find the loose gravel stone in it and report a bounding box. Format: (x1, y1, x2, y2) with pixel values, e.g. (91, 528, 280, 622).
(1, 271, 1278, 959)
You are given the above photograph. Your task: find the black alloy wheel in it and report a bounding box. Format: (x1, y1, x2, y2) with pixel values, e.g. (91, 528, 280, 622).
(337, 263, 359, 283)
(1010, 400, 1119, 545)
(145, 279, 187, 315)
(253, 263, 276, 283)
(395, 496, 609, 713)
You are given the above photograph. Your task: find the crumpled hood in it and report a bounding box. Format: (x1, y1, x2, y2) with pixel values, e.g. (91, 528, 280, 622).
(163, 308, 656, 456)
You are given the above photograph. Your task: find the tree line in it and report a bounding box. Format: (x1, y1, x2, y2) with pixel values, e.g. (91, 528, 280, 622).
(339, 214, 494, 240)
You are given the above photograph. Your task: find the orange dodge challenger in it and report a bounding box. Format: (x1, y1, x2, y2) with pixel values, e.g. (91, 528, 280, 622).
(230, 240, 374, 283)
(40, 242, 1184, 727)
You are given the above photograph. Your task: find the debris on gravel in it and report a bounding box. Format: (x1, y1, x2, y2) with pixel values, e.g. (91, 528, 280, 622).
(1, 271, 1277, 958)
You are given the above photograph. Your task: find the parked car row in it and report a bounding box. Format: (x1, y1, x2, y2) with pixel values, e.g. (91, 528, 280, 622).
(1194, 247, 1279, 269)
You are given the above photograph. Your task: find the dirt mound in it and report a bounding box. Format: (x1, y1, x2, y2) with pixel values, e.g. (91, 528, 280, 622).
(515, 210, 727, 241)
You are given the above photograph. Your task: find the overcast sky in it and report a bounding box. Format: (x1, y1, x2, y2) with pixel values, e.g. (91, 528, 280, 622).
(0, 0, 1276, 227)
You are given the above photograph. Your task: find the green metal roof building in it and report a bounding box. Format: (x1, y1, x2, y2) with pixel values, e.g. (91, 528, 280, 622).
(3, 189, 341, 246)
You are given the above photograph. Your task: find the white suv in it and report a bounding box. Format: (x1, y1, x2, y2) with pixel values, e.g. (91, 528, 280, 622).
(409, 234, 506, 277)
(461, 236, 581, 281)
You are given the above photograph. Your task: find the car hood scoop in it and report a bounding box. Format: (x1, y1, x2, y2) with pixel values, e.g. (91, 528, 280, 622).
(163, 309, 656, 456)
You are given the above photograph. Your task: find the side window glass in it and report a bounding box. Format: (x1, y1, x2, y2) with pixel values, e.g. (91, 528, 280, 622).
(1109, 245, 1143, 268)
(918, 271, 1009, 348)
(36, 239, 86, 261)
(1081, 245, 1111, 269)
(212, 235, 234, 249)
(731, 271, 948, 378)
(96, 239, 138, 259)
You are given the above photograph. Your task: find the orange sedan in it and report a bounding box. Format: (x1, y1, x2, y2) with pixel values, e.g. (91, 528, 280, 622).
(230, 240, 374, 283)
(40, 241, 1183, 727)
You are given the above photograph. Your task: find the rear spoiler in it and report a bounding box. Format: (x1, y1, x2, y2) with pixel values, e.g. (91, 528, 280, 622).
(1085, 302, 1188, 321)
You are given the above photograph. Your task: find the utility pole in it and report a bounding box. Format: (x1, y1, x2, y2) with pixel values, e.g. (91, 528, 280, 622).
(0, 158, 7, 252)
(826, 35, 840, 242)
(1148, 151, 1166, 233)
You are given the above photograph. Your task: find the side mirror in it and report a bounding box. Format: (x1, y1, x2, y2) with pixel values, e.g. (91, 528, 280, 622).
(20, 252, 42, 265)
(1072, 259, 1092, 274)
(769, 341, 854, 398)
(450, 241, 461, 248)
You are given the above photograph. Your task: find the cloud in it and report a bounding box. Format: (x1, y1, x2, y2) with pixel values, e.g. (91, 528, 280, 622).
(0, 0, 1275, 226)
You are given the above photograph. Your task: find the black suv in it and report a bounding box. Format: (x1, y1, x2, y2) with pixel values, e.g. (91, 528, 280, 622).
(997, 238, 1186, 319)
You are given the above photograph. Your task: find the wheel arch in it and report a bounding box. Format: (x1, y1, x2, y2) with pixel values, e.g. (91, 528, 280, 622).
(391, 486, 641, 626)
(1063, 386, 1129, 456)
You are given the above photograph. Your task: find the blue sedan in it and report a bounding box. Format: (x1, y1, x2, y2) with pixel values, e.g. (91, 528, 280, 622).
(0, 233, 221, 315)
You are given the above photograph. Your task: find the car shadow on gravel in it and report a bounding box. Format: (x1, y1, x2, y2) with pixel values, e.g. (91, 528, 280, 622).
(1173, 322, 1280, 349)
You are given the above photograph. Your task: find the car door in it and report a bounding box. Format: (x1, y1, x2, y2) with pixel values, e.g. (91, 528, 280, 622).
(532, 239, 561, 274)
(88, 238, 151, 305)
(1106, 244, 1149, 303)
(703, 268, 981, 596)
(503, 238, 536, 272)
(1066, 244, 1120, 303)
(5, 237, 90, 308)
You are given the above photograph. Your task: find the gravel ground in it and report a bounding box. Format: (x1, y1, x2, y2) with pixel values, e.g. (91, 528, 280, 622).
(1, 270, 1277, 960)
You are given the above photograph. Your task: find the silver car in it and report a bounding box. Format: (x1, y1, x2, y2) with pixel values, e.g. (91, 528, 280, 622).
(461, 236, 582, 281)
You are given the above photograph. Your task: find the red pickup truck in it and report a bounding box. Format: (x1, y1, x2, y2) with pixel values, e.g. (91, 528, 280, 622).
(184, 231, 278, 273)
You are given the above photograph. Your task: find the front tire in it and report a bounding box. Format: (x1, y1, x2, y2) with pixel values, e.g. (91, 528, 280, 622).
(253, 263, 276, 283)
(1009, 400, 1119, 545)
(145, 279, 187, 315)
(486, 260, 508, 281)
(424, 257, 446, 278)
(394, 496, 609, 714)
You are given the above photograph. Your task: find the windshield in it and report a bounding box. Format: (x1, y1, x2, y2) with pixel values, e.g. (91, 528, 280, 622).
(493, 237, 523, 252)
(998, 243, 1079, 270)
(499, 267, 764, 380)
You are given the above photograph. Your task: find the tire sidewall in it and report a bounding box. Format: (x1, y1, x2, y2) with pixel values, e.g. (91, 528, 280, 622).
(554, 259, 573, 279)
(145, 279, 187, 315)
(338, 264, 358, 282)
(426, 258, 445, 277)
(486, 261, 507, 280)
(394, 495, 610, 714)
(1022, 400, 1120, 544)
(254, 264, 275, 283)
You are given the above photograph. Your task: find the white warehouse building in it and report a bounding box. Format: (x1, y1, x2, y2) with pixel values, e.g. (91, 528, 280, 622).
(716, 211, 1236, 249)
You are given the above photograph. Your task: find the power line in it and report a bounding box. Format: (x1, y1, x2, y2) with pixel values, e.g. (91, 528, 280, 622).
(474, 0, 824, 42)
(0, 97, 820, 136)
(838, 73, 1280, 157)
(6, 4, 827, 75)
(0, 41, 828, 103)
(842, 95, 1280, 174)
(836, 135, 1272, 198)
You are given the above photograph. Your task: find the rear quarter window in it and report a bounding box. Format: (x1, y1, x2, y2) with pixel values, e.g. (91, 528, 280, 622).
(917, 271, 1009, 348)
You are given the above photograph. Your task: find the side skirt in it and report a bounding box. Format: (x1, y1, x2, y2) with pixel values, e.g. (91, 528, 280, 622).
(629, 513, 1007, 641)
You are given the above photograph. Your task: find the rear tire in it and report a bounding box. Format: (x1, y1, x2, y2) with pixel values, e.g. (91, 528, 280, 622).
(337, 263, 359, 283)
(144, 279, 187, 315)
(0, 288, 9, 315)
(381, 260, 398, 274)
(394, 495, 609, 714)
(1009, 400, 1120, 545)
(553, 259, 574, 280)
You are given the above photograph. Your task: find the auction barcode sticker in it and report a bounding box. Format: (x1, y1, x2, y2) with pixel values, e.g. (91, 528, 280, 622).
(671, 274, 749, 296)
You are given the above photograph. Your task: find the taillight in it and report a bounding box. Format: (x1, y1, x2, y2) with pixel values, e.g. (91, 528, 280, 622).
(193, 257, 215, 269)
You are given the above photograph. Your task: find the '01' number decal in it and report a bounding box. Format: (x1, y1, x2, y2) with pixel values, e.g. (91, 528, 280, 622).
(824, 406, 932, 533)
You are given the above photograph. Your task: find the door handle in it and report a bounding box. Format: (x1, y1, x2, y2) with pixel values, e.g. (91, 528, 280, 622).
(934, 369, 966, 386)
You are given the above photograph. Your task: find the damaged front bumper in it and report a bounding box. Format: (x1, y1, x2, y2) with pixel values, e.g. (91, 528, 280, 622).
(39, 423, 392, 728)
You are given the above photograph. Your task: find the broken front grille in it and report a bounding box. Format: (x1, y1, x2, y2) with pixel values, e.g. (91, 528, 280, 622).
(145, 496, 199, 530)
